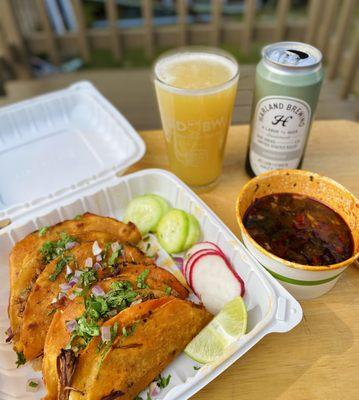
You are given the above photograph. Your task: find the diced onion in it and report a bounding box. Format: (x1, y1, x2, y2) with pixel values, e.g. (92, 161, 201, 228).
(149, 382, 159, 397)
(173, 257, 184, 270)
(58, 292, 67, 300)
(93, 262, 101, 270)
(111, 242, 121, 253)
(74, 270, 83, 278)
(130, 298, 142, 307)
(69, 276, 79, 286)
(101, 326, 111, 342)
(92, 241, 102, 256)
(85, 257, 93, 268)
(51, 292, 66, 304)
(66, 265, 73, 276)
(26, 378, 40, 392)
(96, 254, 102, 262)
(66, 319, 78, 333)
(68, 292, 77, 300)
(65, 241, 78, 250)
(92, 285, 105, 297)
(59, 283, 72, 292)
(68, 280, 77, 288)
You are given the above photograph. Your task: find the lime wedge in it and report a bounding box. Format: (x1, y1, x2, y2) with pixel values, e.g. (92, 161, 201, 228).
(185, 297, 247, 364)
(216, 296, 247, 338)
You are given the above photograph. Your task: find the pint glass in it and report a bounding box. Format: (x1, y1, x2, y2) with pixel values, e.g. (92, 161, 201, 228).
(153, 47, 239, 188)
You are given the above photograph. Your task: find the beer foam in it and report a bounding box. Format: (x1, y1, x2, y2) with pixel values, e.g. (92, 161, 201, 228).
(155, 52, 238, 90)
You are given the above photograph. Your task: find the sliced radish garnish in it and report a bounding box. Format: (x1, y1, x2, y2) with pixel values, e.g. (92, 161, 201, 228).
(185, 249, 220, 288)
(190, 252, 244, 314)
(185, 241, 225, 261)
(183, 242, 227, 281)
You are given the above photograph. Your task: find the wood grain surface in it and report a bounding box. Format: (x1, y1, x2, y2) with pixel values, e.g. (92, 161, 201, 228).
(128, 120, 359, 400)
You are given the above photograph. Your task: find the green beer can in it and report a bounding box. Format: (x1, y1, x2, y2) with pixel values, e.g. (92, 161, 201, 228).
(246, 41, 324, 176)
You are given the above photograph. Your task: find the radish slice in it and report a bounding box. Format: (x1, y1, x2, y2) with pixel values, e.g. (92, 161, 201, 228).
(183, 242, 225, 279)
(185, 249, 220, 288)
(190, 252, 245, 314)
(185, 241, 225, 261)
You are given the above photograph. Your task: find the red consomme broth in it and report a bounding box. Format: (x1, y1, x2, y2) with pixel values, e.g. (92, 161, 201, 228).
(243, 193, 354, 266)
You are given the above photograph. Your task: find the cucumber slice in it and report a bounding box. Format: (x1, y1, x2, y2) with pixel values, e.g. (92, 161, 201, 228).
(145, 194, 171, 231)
(183, 214, 201, 251)
(124, 195, 164, 235)
(156, 209, 189, 254)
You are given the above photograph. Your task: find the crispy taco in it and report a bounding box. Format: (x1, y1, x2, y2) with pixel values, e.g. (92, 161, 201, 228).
(9, 213, 141, 347)
(42, 272, 180, 399)
(43, 294, 211, 400)
(67, 297, 211, 400)
(20, 240, 188, 361)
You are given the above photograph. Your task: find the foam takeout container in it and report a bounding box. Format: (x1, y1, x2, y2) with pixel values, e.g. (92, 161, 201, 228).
(0, 82, 302, 399)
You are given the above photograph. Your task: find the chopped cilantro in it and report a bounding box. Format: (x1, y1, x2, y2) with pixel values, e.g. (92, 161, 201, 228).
(146, 393, 152, 400)
(47, 308, 56, 317)
(28, 380, 39, 388)
(78, 268, 98, 289)
(74, 214, 82, 221)
(98, 322, 119, 366)
(85, 295, 109, 320)
(15, 351, 26, 368)
(134, 397, 143, 400)
(106, 282, 138, 310)
(38, 226, 49, 237)
(193, 365, 201, 371)
(40, 232, 77, 264)
(165, 286, 172, 295)
(108, 249, 120, 267)
(49, 255, 74, 282)
(137, 269, 150, 289)
(122, 323, 138, 337)
(67, 314, 100, 351)
(101, 242, 112, 265)
(110, 281, 132, 291)
(156, 373, 171, 389)
(66, 281, 138, 352)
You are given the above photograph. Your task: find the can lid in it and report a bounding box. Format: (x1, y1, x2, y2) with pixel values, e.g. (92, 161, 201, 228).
(262, 41, 322, 69)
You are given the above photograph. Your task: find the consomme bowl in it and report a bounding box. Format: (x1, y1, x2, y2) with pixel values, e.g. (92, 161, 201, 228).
(236, 169, 359, 300)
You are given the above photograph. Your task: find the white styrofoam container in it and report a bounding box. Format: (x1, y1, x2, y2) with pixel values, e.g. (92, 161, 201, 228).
(0, 81, 145, 226)
(0, 169, 302, 399)
(0, 82, 302, 400)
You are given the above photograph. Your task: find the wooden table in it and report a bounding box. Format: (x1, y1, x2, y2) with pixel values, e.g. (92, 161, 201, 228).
(129, 120, 359, 400)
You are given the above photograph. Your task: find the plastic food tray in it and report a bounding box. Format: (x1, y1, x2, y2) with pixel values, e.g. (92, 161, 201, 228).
(0, 83, 302, 400)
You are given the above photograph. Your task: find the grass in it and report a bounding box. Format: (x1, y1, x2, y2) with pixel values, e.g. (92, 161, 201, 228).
(83, 42, 263, 71)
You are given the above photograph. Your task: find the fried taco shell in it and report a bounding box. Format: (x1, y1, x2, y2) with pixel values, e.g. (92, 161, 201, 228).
(68, 298, 212, 400)
(9, 213, 141, 347)
(43, 276, 174, 400)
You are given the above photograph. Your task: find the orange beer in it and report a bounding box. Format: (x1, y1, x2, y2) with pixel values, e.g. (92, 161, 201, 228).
(154, 48, 239, 188)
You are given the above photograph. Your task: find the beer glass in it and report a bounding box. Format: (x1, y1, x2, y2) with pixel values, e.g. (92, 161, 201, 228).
(153, 47, 239, 189)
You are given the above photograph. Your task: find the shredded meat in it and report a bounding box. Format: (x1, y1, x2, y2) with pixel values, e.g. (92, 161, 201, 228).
(5, 331, 14, 343)
(57, 349, 78, 400)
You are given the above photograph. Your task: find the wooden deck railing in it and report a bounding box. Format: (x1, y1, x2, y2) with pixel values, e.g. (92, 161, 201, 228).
(0, 0, 358, 99)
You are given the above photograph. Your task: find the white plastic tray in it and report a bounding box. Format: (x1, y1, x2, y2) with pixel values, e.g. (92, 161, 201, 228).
(0, 169, 302, 400)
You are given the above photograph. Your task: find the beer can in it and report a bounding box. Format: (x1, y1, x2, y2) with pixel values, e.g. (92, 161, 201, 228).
(246, 41, 324, 176)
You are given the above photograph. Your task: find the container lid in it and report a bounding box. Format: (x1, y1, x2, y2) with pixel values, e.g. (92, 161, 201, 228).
(0, 81, 145, 227)
(262, 41, 322, 70)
